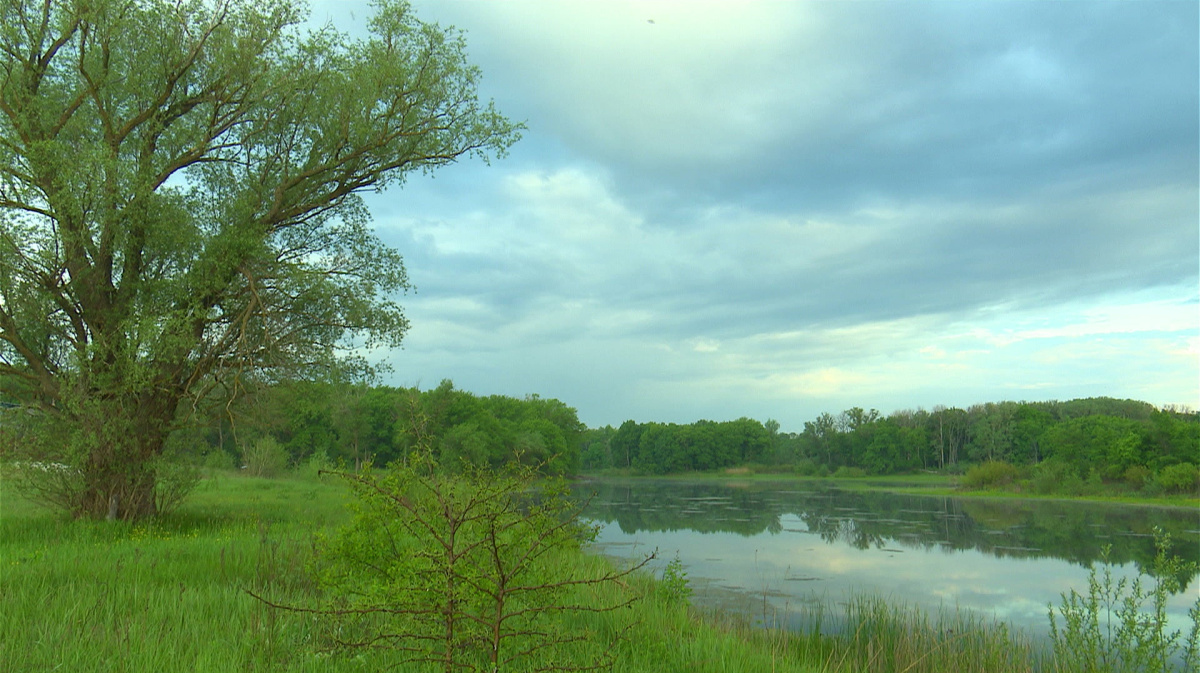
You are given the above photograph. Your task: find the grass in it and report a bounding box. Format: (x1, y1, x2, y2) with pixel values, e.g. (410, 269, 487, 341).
(1, 469, 1050, 672)
(1, 474, 346, 672)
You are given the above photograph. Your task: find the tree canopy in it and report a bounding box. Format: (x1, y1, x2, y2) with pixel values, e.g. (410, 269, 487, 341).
(583, 397, 1198, 495)
(0, 0, 520, 519)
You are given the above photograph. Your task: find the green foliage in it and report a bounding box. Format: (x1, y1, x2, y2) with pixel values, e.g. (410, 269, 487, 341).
(1042, 415, 1148, 480)
(0, 0, 519, 520)
(202, 449, 237, 471)
(580, 426, 615, 470)
(832, 466, 867, 479)
(243, 437, 289, 478)
(4, 472, 1193, 673)
(796, 594, 1039, 673)
(190, 379, 585, 478)
(589, 398, 1192, 493)
(963, 461, 1022, 489)
(1049, 529, 1200, 673)
(1030, 460, 1090, 496)
(297, 449, 334, 479)
(1124, 465, 1154, 489)
(1157, 463, 1199, 494)
(607, 417, 773, 475)
(659, 554, 692, 603)
(277, 456, 651, 672)
(792, 458, 819, 476)
(394, 382, 585, 475)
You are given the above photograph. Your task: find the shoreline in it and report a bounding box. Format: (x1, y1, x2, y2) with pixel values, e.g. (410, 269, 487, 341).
(576, 470, 1200, 510)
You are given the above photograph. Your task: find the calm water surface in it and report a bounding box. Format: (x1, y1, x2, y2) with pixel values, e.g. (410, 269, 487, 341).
(576, 479, 1200, 642)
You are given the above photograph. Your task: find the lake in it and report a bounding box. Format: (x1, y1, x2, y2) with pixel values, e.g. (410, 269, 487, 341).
(575, 478, 1200, 644)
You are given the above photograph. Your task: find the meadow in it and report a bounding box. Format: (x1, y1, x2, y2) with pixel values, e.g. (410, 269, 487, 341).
(0, 469, 1148, 673)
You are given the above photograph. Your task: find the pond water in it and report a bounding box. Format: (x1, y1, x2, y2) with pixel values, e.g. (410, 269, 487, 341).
(575, 478, 1200, 644)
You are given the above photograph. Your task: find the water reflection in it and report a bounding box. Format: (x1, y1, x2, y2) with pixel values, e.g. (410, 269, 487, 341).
(575, 478, 1200, 640)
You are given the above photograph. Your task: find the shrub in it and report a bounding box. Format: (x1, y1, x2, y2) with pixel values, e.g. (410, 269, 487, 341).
(253, 455, 652, 672)
(242, 436, 288, 477)
(832, 466, 866, 479)
(297, 449, 333, 479)
(1124, 465, 1153, 489)
(793, 458, 819, 476)
(1157, 463, 1199, 495)
(962, 461, 1021, 490)
(659, 554, 692, 603)
(1049, 528, 1200, 673)
(942, 462, 969, 476)
(1031, 460, 1081, 495)
(202, 449, 236, 471)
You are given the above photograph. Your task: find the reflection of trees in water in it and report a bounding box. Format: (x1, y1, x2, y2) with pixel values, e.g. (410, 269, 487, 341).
(575, 479, 1199, 588)
(576, 480, 782, 537)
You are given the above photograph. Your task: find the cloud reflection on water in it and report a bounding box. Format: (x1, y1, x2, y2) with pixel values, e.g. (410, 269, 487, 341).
(581, 479, 1199, 641)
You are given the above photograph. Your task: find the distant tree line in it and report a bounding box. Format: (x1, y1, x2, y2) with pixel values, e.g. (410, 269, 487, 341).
(581, 398, 1200, 494)
(171, 379, 584, 475)
(581, 418, 776, 475)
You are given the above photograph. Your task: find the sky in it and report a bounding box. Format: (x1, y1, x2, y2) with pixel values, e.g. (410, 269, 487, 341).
(308, 0, 1199, 431)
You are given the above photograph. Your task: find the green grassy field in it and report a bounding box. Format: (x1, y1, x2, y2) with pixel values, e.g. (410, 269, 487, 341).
(1, 471, 1050, 672)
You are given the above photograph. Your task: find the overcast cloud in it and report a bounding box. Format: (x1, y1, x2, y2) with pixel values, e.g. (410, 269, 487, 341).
(311, 0, 1198, 430)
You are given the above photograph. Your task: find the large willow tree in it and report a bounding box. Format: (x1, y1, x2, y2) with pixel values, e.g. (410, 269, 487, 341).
(0, 0, 519, 519)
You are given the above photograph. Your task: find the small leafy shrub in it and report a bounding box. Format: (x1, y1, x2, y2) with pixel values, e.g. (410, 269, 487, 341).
(747, 462, 792, 475)
(793, 458, 819, 476)
(962, 461, 1021, 490)
(1049, 528, 1200, 673)
(660, 554, 692, 603)
(815, 464, 831, 478)
(1032, 460, 1083, 495)
(202, 449, 236, 471)
(254, 454, 652, 672)
(297, 449, 332, 479)
(1141, 478, 1166, 497)
(151, 448, 201, 516)
(242, 436, 288, 477)
(941, 462, 968, 476)
(832, 466, 866, 479)
(1124, 465, 1153, 490)
(1157, 463, 1199, 495)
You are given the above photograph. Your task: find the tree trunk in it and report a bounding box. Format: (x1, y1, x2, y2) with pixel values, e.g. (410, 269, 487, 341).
(76, 437, 163, 520)
(69, 392, 176, 521)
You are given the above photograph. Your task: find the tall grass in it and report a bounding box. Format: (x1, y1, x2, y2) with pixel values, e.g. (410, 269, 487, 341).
(797, 595, 1041, 673)
(2, 470, 1046, 672)
(1, 474, 343, 672)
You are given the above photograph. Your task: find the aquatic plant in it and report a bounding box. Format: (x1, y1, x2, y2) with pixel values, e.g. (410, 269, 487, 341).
(1049, 527, 1200, 673)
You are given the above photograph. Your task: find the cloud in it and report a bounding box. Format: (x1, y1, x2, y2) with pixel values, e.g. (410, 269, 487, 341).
(415, 1, 1197, 210)
(305, 0, 1198, 426)
(373, 158, 1197, 425)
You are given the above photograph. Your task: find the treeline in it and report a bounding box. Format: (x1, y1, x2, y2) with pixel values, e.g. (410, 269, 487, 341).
(171, 379, 584, 475)
(582, 418, 777, 475)
(582, 398, 1200, 493)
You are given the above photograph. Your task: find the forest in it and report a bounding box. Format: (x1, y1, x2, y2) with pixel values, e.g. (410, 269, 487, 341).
(582, 397, 1200, 495)
(139, 386, 1200, 496)
(14, 378, 1193, 497)
(155, 379, 587, 477)
(159, 383, 1200, 496)
(10, 377, 1195, 497)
